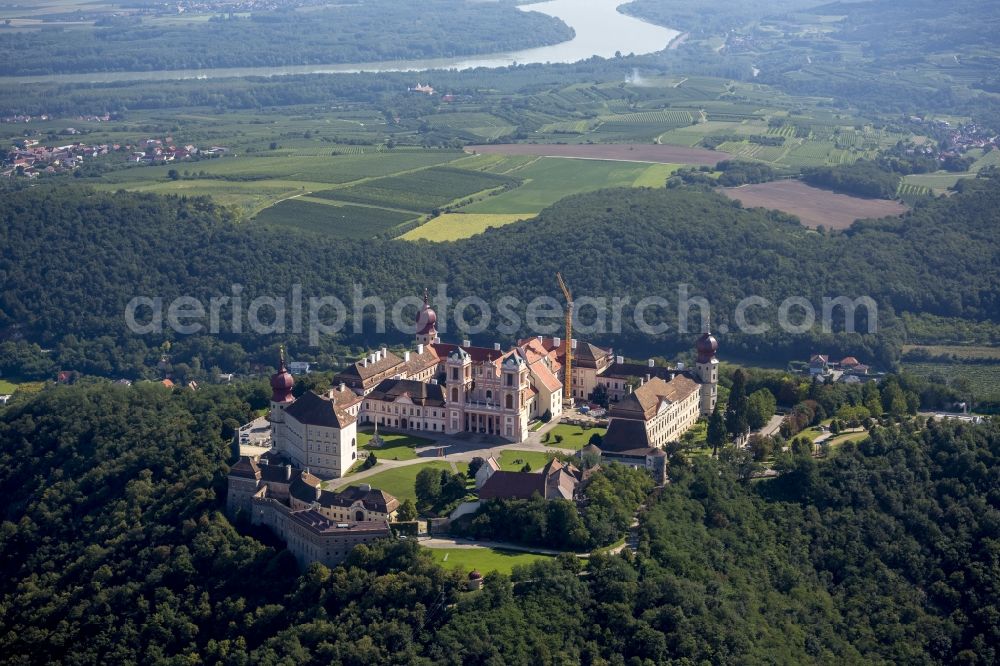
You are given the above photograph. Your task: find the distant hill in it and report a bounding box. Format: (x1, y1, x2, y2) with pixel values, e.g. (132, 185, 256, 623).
(0, 175, 997, 377)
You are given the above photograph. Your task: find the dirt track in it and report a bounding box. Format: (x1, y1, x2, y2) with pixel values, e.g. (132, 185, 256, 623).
(465, 143, 729, 166)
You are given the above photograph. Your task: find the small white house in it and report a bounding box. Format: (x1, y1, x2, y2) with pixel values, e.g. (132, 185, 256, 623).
(474, 457, 501, 490)
(289, 361, 312, 375)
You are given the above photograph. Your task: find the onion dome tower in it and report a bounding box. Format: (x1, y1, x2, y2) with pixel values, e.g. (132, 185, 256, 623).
(268, 346, 295, 454)
(270, 346, 295, 404)
(695, 321, 719, 416)
(415, 288, 439, 346)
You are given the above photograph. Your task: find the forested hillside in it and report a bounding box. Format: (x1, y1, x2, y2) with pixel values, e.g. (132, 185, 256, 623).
(0, 0, 573, 76)
(0, 175, 997, 378)
(0, 384, 996, 663)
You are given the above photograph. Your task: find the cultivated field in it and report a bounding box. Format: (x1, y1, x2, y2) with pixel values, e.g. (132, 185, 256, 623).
(401, 213, 531, 241)
(721, 180, 909, 229)
(254, 198, 416, 238)
(461, 157, 678, 215)
(313, 166, 519, 213)
(902, 345, 1000, 360)
(903, 362, 1000, 401)
(466, 143, 729, 166)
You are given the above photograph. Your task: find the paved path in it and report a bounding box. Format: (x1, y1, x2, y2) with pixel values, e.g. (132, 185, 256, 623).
(326, 420, 577, 489)
(755, 414, 784, 439)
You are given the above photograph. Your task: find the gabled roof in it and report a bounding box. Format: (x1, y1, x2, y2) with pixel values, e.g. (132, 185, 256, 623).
(285, 390, 356, 429)
(328, 385, 363, 409)
(229, 456, 261, 480)
(401, 346, 440, 375)
(602, 362, 676, 382)
(610, 375, 699, 421)
(432, 342, 503, 365)
(529, 359, 563, 393)
(338, 350, 404, 381)
(286, 510, 390, 536)
(367, 378, 446, 406)
(323, 485, 400, 514)
(601, 418, 652, 452)
(478, 471, 545, 500)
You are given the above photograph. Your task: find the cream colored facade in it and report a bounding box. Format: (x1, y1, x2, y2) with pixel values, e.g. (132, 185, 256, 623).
(271, 391, 358, 479)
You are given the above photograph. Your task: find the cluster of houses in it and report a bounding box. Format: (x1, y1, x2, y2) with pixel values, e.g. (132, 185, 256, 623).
(1, 136, 225, 178)
(0, 114, 51, 124)
(128, 138, 226, 164)
(2, 139, 110, 178)
(807, 354, 877, 384)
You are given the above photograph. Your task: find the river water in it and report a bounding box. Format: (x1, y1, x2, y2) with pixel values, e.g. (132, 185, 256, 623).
(1, 0, 678, 85)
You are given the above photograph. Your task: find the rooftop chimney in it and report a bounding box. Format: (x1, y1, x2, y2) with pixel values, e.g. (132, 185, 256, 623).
(537, 335, 543, 343)
(646, 373, 651, 383)
(494, 342, 501, 351)
(404, 351, 411, 362)
(285, 464, 292, 481)
(616, 355, 624, 365)
(648, 358, 655, 368)
(571, 338, 578, 349)
(339, 382, 346, 392)
(463, 339, 471, 347)
(554, 336, 561, 347)
(417, 343, 424, 355)
(360, 483, 371, 492)
(676, 362, 685, 371)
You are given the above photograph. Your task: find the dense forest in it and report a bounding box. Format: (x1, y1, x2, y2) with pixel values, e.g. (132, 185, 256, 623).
(0, 0, 573, 76)
(0, 173, 998, 380)
(0, 383, 996, 663)
(803, 161, 902, 199)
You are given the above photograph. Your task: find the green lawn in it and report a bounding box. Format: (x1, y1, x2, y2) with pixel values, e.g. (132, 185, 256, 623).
(426, 546, 552, 575)
(358, 428, 434, 462)
(541, 423, 606, 450)
(0, 379, 18, 393)
(332, 460, 467, 502)
(496, 450, 561, 472)
(823, 430, 869, 450)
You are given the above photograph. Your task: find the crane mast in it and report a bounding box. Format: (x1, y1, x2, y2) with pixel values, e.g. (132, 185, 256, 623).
(556, 272, 573, 408)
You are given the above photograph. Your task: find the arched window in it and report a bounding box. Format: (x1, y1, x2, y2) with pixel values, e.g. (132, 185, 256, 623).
(355, 510, 365, 522)
(506, 394, 513, 409)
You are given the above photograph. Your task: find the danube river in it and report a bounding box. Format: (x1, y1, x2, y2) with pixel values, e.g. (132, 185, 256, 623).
(0, 0, 678, 84)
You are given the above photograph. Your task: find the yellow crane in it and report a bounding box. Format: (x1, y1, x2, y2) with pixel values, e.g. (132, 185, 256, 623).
(556, 272, 573, 407)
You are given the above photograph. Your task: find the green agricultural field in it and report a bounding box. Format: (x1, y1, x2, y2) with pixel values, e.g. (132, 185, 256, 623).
(633, 163, 682, 187)
(461, 158, 658, 215)
(99, 151, 464, 186)
(541, 424, 607, 451)
(314, 166, 519, 213)
(331, 460, 468, 502)
(358, 429, 434, 461)
(902, 345, 1000, 360)
(427, 546, 553, 575)
(401, 213, 531, 241)
(903, 362, 1000, 401)
(254, 198, 416, 239)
